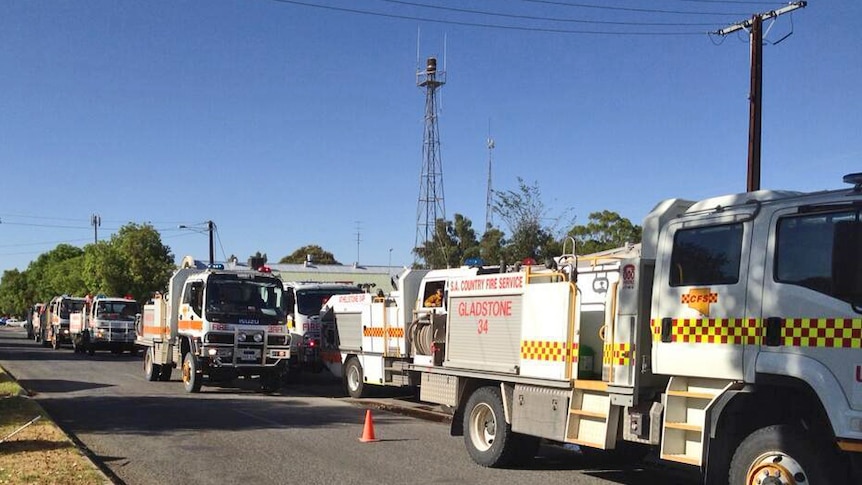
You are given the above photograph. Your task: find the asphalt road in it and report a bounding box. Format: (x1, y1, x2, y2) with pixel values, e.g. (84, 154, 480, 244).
(0, 326, 701, 485)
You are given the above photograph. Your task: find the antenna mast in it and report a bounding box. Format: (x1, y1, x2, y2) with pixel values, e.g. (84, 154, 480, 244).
(485, 123, 495, 230)
(414, 56, 447, 266)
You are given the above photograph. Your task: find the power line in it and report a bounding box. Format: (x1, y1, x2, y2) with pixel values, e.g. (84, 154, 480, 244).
(0, 221, 93, 230)
(376, 0, 724, 26)
(516, 0, 749, 16)
(677, 0, 782, 5)
(0, 237, 94, 249)
(267, 0, 710, 35)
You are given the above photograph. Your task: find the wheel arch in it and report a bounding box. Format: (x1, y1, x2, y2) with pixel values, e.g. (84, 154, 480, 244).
(703, 375, 837, 484)
(450, 379, 506, 437)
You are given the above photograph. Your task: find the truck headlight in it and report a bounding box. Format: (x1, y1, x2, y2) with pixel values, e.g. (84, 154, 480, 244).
(238, 333, 247, 342)
(253, 333, 263, 343)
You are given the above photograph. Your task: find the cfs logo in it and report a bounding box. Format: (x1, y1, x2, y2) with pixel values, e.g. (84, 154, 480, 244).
(681, 288, 718, 316)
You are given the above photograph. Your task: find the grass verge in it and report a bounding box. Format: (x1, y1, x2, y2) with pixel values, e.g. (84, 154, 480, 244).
(0, 367, 108, 484)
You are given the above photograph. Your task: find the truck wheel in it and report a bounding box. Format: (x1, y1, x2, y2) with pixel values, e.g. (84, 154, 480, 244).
(182, 352, 203, 393)
(159, 365, 173, 382)
(343, 357, 366, 398)
(144, 348, 162, 382)
(463, 386, 521, 468)
(41, 328, 50, 347)
(260, 371, 281, 393)
(729, 424, 839, 485)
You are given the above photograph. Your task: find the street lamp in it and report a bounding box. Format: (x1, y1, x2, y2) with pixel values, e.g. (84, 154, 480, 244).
(178, 220, 215, 266)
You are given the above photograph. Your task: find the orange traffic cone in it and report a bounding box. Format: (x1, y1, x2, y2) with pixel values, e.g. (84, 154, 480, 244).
(359, 409, 379, 442)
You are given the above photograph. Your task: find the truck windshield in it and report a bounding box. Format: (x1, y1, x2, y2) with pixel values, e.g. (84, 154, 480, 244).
(96, 301, 140, 321)
(296, 288, 363, 316)
(59, 300, 85, 319)
(205, 276, 284, 324)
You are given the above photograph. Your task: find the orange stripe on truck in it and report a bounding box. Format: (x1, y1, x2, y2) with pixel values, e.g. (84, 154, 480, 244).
(178, 320, 203, 331)
(142, 325, 167, 336)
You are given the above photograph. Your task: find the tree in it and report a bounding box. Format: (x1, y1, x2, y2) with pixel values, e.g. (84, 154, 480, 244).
(567, 210, 642, 255)
(413, 213, 481, 269)
(479, 227, 506, 266)
(82, 242, 128, 296)
(25, 244, 85, 302)
(494, 178, 572, 263)
(0, 269, 29, 317)
(279, 245, 339, 265)
(110, 223, 175, 300)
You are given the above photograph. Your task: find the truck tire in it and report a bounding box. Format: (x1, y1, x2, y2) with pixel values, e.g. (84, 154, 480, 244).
(343, 357, 367, 398)
(144, 348, 162, 382)
(182, 352, 203, 393)
(158, 365, 173, 382)
(729, 424, 840, 485)
(41, 328, 50, 347)
(260, 370, 282, 393)
(463, 386, 522, 468)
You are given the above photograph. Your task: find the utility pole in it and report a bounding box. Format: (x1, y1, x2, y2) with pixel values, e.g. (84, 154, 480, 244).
(714, 1, 807, 192)
(90, 213, 101, 243)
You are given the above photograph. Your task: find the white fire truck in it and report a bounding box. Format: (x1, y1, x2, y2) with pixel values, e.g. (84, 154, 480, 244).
(27, 302, 45, 341)
(282, 281, 364, 372)
(70, 296, 140, 355)
(44, 295, 86, 350)
(321, 174, 862, 484)
(136, 262, 291, 393)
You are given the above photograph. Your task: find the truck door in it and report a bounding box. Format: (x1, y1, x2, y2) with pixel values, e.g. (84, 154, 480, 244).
(652, 215, 751, 379)
(757, 205, 862, 410)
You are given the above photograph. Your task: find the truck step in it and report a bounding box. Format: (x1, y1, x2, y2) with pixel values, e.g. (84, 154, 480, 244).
(659, 376, 733, 467)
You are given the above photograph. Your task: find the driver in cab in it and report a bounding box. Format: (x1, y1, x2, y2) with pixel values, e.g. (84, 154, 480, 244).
(424, 287, 444, 307)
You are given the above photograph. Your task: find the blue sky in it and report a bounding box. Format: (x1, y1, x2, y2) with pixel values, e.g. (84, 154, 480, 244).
(1, 1, 859, 276)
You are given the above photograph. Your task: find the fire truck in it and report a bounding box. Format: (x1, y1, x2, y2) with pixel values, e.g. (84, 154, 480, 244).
(70, 296, 140, 355)
(136, 261, 291, 393)
(27, 302, 45, 341)
(282, 281, 364, 372)
(321, 174, 862, 484)
(44, 295, 86, 350)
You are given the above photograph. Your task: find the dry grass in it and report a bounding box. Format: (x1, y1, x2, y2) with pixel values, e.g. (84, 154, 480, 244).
(0, 368, 108, 484)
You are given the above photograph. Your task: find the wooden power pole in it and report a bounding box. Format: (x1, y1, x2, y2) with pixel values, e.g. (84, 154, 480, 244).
(714, 1, 807, 192)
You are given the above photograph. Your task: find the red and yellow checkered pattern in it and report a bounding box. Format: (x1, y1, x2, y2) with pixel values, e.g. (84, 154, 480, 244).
(602, 343, 633, 365)
(780, 318, 862, 348)
(363, 327, 405, 338)
(650, 317, 862, 348)
(520, 340, 580, 362)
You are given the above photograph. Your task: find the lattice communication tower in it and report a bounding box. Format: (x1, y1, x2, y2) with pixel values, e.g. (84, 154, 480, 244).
(414, 57, 446, 263)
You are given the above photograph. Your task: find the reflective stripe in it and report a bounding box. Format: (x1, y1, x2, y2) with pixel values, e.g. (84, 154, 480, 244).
(178, 320, 203, 332)
(650, 318, 862, 348)
(520, 341, 579, 362)
(362, 327, 405, 338)
(603, 343, 633, 365)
